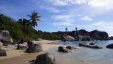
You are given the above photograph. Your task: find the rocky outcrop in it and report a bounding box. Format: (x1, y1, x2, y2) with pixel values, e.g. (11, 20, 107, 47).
(0, 48, 6, 56)
(32, 53, 55, 64)
(63, 35, 75, 41)
(26, 41, 42, 53)
(79, 43, 102, 49)
(58, 46, 68, 53)
(106, 44, 113, 49)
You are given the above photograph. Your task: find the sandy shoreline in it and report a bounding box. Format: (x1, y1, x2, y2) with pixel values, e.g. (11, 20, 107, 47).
(0, 40, 60, 64)
(1, 40, 113, 64)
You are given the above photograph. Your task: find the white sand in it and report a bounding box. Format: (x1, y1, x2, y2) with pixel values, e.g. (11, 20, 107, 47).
(0, 40, 59, 60)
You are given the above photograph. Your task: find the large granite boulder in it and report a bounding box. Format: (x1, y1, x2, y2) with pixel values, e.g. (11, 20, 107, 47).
(58, 46, 68, 53)
(32, 53, 55, 64)
(26, 41, 42, 53)
(0, 30, 13, 46)
(0, 48, 7, 56)
(106, 44, 113, 49)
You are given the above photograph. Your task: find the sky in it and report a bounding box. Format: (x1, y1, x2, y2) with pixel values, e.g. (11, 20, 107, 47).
(0, 0, 113, 36)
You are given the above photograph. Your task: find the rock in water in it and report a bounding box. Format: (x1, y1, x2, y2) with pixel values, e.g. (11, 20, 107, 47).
(106, 44, 113, 49)
(89, 43, 94, 45)
(33, 53, 55, 64)
(66, 46, 76, 50)
(58, 46, 68, 53)
(66, 46, 72, 50)
(0, 49, 6, 56)
(26, 41, 42, 53)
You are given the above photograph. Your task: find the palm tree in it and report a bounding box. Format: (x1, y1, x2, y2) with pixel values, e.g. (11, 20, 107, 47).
(28, 11, 41, 27)
(65, 28, 68, 32)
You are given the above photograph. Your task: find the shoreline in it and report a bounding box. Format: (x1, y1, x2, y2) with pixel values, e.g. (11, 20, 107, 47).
(0, 40, 113, 64)
(0, 40, 60, 60)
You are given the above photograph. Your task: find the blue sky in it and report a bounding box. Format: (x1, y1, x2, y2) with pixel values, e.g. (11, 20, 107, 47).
(0, 0, 113, 36)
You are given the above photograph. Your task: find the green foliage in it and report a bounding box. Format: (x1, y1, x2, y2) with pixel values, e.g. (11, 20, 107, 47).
(0, 14, 24, 40)
(0, 13, 39, 43)
(28, 11, 41, 27)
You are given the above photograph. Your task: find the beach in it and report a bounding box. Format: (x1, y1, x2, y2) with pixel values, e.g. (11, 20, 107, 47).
(0, 40, 113, 64)
(0, 40, 60, 64)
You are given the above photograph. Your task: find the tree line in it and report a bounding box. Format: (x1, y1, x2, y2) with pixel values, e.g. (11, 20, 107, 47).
(0, 11, 40, 43)
(0, 12, 110, 43)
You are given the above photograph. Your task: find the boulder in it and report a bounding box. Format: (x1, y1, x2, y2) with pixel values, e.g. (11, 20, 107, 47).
(0, 42, 3, 47)
(66, 46, 76, 50)
(26, 41, 42, 53)
(106, 44, 113, 49)
(0, 49, 7, 56)
(58, 46, 68, 53)
(66, 46, 72, 49)
(33, 44, 42, 52)
(0, 30, 13, 45)
(89, 43, 94, 45)
(33, 53, 55, 64)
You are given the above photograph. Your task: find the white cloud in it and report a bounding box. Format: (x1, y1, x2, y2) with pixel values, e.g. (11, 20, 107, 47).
(80, 16, 93, 21)
(90, 21, 113, 36)
(48, 0, 89, 6)
(46, 7, 60, 13)
(52, 14, 76, 26)
(88, 0, 113, 10)
(49, 0, 69, 6)
(48, 0, 113, 10)
(41, 6, 61, 13)
(53, 22, 74, 26)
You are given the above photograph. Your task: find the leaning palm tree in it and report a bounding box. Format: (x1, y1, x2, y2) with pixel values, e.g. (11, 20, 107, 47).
(28, 11, 41, 27)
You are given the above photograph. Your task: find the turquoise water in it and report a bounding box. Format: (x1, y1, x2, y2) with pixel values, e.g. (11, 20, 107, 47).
(49, 40, 113, 64)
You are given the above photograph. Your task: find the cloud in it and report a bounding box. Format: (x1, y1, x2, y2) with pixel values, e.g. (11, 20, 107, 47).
(49, 0, 69, 6)
(48, 0, 89, 6)
(80, 16, 93, 21)
(39, 6, 61, 13)
(48, 0, 113, 10)
(90, 21, 113, 36)
(88, 0, 113, 10)
(52, 14, 76, 26)
(53, 22, 74, 26)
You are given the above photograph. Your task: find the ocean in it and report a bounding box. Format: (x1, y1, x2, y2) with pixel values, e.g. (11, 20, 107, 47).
(49, 40, 113, 64)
